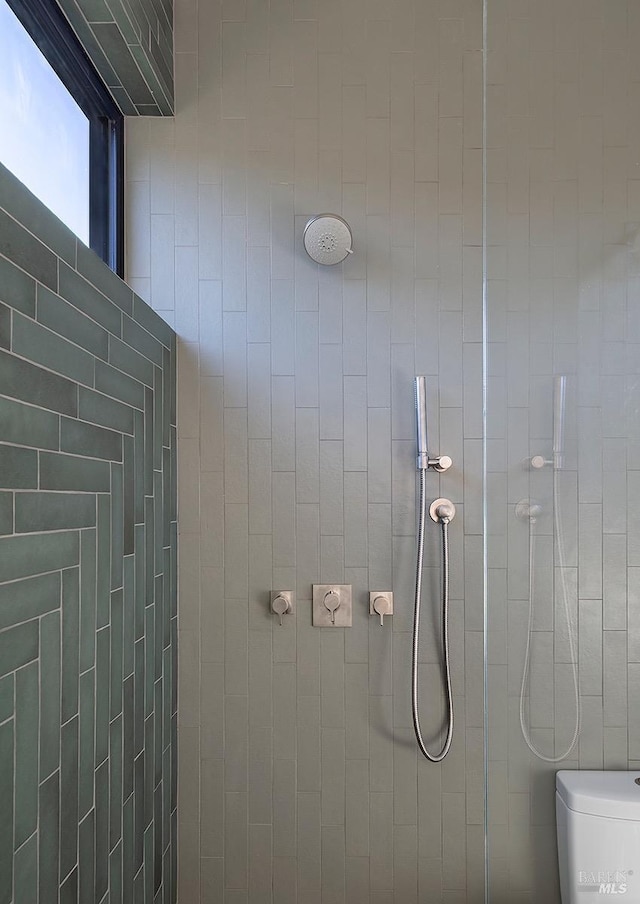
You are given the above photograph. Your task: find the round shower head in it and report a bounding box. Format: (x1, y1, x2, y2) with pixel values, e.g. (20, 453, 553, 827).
(303, 214, 353, 265)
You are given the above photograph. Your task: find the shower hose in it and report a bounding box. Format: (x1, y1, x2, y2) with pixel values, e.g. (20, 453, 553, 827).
(412, 467, 454, 762)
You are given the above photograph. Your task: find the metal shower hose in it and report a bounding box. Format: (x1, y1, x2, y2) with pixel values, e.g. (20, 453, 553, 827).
(412, 468, 454, 762)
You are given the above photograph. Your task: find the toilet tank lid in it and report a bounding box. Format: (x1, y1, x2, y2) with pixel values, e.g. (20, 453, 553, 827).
(557, 771, 640, 820)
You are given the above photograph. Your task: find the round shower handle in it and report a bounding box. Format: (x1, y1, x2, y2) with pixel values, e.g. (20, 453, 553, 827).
(429, 498, 456, 524)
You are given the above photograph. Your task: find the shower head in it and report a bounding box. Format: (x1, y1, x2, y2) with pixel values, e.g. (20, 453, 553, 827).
(415, 376, 429, 469)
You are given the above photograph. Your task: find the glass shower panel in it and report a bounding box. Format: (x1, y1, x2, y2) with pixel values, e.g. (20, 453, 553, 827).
(485, 2, 639, 901)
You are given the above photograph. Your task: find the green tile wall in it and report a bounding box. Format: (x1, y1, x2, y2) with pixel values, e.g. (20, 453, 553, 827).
(0, 162, 177, 904)
(56, 0, 174, 115)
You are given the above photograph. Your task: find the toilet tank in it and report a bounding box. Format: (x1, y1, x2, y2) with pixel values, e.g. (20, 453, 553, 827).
(556, 771, 640, 903)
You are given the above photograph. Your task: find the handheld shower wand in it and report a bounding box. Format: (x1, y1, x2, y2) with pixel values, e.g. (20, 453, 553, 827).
(412, 377, 455, 762)
(414, 376, 453, 474)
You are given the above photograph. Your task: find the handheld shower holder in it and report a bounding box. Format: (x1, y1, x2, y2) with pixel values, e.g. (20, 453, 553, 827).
(418, 453, 453, 472)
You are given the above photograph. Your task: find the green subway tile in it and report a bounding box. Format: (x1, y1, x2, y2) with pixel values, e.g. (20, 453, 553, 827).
(110, 589, 123, 719)
(0, 572, 61, 631)
(144, 498, 154, 608)
(109, 715, 123, 848)
(0, 492, 12, 535)
(60, 716, 79, 881)
(144, 607, 154, 719)
(91, 24, 155, 103)
(78, 810, 95, 904)
(76, 0, 113, 25)
(134, 410, 144, 525)
(123, 675, 134, 800)
(0, 205, 57, 290)
(153, 367, 162, 470)
(79, 528, 96, 673)
(124, 436, 135, 554)
(144, 388, 153, 496)
(134, 862, 144, 904)
(134, 526, 145, 640)
(0, 162, 75, 265)
(123, 556, 135, 678)
(0, 530, 78, 582)
(162, 449, 170, 548)
(0, 348, 78, 416)
(13, 312, 95, 385)
(14, 662, 39, 847)
(110, 335, 155, 386)
(0, 444, 38, 489)
(79, 386, 134, 434)
(58, 261, 122, 336)
(13, 830, 37, 904)
(95, 359, 145, 409)
(134, 639, 144, 756)
(78, 670, 95, 820)
(0, 673, 12, 723)
(111, 463, 124, 589)
(123, 792, 134, 896)
(0, 252, 36, 317)
(61, 568, 80, 722)
(37, 284, 109, 359)
(143, 820, 153, 902)
(0, 720, 14, 902)
(0, 302, 9, 349)
(95, 759, 109, 899)
(0, 396, 59, 450)
(95, 626, 110, 766)
(39, 611, 61, 780)
(15, 492, 96, 533)
(38, 770, 60, 904)
(162, 346, 171, 445)
(122, 316, 164, 367)
(61, 417, 123, 461)
(40, 451, 111, 492)
(96, 494, 111, 628)
(109, 84, 138, 116)
(76, 241, 133, 315)
(110, 841, 123, 904)
(0, 620, 38, 677)
(60, 867, 78, 904)
(106, 0, 140, 44)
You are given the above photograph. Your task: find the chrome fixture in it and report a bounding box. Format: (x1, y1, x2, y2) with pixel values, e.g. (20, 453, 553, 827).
(303, 214, 353, 265)
(412, 377, 455, 763)
(369, 591, 393, 626)
(271, 591, 294, 625)
(530, 375, 567, 470)
(312, 584, 352, 627)
(414, 376, 453, 472)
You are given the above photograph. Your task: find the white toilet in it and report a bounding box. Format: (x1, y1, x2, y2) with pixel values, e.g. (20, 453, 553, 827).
(556, 771, 640, 902)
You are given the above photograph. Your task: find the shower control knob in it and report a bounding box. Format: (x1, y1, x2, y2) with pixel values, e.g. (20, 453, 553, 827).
(370, 592, 393, 626)
(531, 455, 547, 469)
(271, 591, 294, 625)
